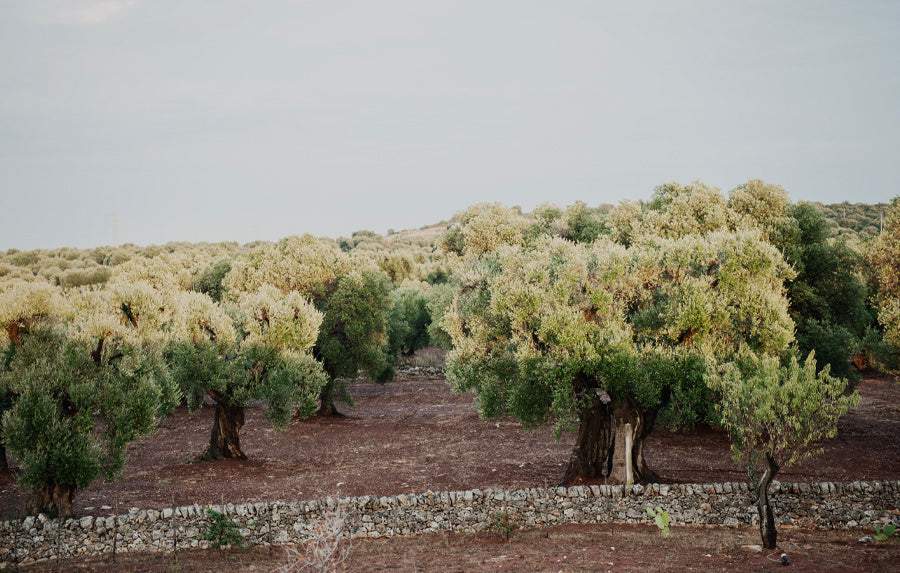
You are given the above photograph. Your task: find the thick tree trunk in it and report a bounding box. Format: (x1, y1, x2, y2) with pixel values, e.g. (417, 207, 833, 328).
(607, 396, 659, 484)
(315, 379, 343, 417)
(562, 400, 612, 484)
(201, 394, 246, 461)
(0, 443, 7, 472)
(754, 454, 780, 549)
(632, 405, 660, 483)
(27, 481, 76, 517)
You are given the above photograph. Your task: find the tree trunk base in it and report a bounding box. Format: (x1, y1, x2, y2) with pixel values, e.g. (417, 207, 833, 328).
(27, 482, 76, 517)
(315, 402, 345, 418)
(194, 448, 248, 462)
(607, 397, 658, 485)
(562, 400, 611, 485)
(202, 401, 247, 461)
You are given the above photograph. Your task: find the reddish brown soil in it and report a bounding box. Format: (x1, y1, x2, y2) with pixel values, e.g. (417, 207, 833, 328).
(3, 371, 895, 515)
(2, 371, 899, 571)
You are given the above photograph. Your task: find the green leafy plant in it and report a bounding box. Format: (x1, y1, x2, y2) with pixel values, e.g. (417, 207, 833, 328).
(646, 506, 670, 537)
(491, 510, 520, 542)
(874, 524, 899, 542)
(202, 509, 244, 549)
(712, 351, 859, 549)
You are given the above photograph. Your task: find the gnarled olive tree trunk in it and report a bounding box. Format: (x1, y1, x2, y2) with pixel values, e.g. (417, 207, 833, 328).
(561, 393, 661, 486)
(607, 396, 660, 485)
(562, 400, 612, 484)
(202, 390, 247, 461)
(27, 481, 77, 518)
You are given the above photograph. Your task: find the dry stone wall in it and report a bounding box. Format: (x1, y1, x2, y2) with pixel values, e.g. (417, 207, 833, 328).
(2, 480, 898, 567)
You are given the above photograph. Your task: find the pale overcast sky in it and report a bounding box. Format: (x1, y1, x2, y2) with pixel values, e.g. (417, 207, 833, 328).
(1, 1, 898, 250)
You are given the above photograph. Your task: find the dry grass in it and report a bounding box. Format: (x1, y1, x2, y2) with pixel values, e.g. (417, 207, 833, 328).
(398, 347, 446, 369)
(270, 507, 352, 573)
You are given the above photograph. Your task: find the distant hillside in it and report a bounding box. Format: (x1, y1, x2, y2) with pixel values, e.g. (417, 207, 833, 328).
(386, 223, 448, 248)
(814, 201, 890, 241)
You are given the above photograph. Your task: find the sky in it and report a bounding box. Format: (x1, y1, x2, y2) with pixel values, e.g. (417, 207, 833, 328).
(1, 1, 898, 250)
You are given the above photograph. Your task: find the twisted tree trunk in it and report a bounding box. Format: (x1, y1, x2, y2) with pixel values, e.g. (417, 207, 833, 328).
(201, 391, 246, 461)
(753, 454, 780, 549)
(27, 481, 76, 518)
(315, 379, 344, 417)
(562, 400, 612, 484)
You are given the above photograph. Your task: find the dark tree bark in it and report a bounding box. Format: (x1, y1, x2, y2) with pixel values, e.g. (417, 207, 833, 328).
(607, 396, 660, 485)
(315, 379, 344, 417)
(562, 400, 612, 485)
(632, 404, 661, 483)
(753, 453, 780, 549)
(27, 481, 76, 518)
(0, 443, 7, 472)
(201, 391, 246, 461)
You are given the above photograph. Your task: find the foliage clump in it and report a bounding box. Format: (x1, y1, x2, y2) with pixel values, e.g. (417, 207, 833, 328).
(202, 508, 245, 548)
(710, 351, 859, 548)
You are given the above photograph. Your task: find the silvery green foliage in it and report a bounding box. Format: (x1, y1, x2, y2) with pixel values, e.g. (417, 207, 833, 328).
(869, 197, 900, 357)
(167, 288, 325, 429)
(445, 228, 795, 434)
(711, 351, 859, 475)
(222, 234, 395, 388)
(1, 323, 178, 512)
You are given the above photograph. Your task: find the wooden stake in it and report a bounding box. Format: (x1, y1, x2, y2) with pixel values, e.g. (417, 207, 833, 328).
(12, 511, 19, 571)
(112, 494, 119, 562)
(56, 514, 62, 569)
(172, 494, 178, 557)
(624, 423, 634, 486)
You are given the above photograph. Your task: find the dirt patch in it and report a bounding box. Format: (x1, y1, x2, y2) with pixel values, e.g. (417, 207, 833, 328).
(1, 373, 898, 517)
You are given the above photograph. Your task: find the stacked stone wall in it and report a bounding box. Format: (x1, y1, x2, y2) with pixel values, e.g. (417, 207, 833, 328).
(2, 480, 898, 567)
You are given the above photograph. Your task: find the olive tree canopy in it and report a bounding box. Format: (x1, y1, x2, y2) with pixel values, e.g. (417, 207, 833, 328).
(0, 281, 178, 516)
(446, 229, 795, 484)
(223, 235, 395, 415)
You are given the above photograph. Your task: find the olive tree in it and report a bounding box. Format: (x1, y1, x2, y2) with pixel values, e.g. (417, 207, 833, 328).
(386, 285, 432, 358)
(729, 182, 875, 379)
(445, 229, 794, 484)
(775, 202, 873, 379)
(224, 235, 395, 416)
(0, 281, 71, 471)
(0, 281, 178, 516)
(167, 287, 326, 460)
(314, 269, 395, 414)
(710, 351, 859, 548)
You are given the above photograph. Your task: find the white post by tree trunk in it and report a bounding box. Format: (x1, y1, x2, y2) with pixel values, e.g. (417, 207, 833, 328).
(624, 423, 634, 485)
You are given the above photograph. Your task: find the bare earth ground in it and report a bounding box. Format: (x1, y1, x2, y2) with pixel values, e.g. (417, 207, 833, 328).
(3, 369, 899, 571)
(15, 523, 900, 572)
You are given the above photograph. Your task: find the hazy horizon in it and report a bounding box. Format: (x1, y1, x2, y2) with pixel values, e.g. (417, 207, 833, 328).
(3, 1, 898, 250)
